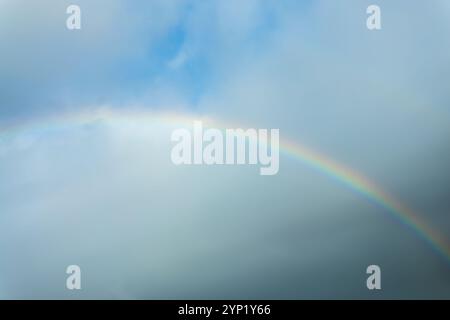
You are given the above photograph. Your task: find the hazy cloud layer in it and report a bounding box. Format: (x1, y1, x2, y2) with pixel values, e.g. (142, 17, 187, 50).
(0, 1, 449, 298)
(0, 119, 449, 299)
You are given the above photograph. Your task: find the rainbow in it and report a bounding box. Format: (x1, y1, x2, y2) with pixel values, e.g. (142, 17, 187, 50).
(281, 139, 450, 263)
(1, 108, 449, 263)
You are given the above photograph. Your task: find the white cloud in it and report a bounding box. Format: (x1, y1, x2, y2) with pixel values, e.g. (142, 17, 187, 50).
(168, 50, 188, 70)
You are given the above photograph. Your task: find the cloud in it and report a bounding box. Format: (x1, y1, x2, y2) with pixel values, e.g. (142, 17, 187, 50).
(168, 50, 188, 70)
(0, 0, 186, 118)
(0, 0, 283, 118)
(0, 114, 449, 298)
(0, 1, 449, 298)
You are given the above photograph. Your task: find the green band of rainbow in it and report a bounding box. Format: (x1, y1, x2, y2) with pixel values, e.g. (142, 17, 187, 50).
(281, 139, 450, 263)
(1, 109, 449, 263)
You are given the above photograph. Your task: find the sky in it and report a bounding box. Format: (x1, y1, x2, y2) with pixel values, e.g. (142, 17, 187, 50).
(0, 0, 449, 299)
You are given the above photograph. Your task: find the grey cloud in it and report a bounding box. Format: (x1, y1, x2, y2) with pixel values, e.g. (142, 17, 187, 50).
(0, 118, 449, 298)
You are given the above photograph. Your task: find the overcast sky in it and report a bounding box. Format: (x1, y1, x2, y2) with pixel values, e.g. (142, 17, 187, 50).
(0, 0, 449, 299)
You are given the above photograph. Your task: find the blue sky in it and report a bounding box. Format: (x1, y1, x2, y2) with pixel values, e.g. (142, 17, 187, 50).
(0, 0, 315, 117)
